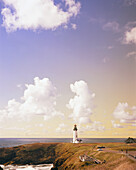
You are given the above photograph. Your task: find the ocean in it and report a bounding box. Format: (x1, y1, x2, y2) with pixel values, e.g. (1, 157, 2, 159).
(0, 138, 126, 148)
(0, 164, 53, 170)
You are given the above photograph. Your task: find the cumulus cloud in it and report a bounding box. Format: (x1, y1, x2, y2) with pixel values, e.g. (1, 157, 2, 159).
(0, 77, 63, 121)
(111, 120, 124, 128)
(1, 0, 81, 32)
(103, 21, 120, 33)
(113, 103, 136, 123)
(67, 80, 95, 124)
(124, 27, 136, 44)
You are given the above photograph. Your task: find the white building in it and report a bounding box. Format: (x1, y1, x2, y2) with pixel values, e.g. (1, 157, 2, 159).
(73, 124, 82, 143)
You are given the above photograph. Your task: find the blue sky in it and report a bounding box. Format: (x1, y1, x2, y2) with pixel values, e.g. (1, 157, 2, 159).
(0, 0, 136, 137)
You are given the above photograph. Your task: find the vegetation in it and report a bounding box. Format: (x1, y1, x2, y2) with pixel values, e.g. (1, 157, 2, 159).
(125, 137, 136, 144)
(0, 143, 56, 165)
(0, 142, 135, 169)
(52, 143, 136, 169)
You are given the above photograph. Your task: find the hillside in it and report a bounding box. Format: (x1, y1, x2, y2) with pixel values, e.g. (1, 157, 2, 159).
(0, 143, 56, 165)
(0, 143, 136, 169)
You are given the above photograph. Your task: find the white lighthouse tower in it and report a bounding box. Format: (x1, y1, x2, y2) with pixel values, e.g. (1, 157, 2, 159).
(73, 124, 78, 143)
(73, 124, 82, 143)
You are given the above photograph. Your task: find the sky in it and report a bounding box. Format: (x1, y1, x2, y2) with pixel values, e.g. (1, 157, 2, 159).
(0, 0, 136, 138)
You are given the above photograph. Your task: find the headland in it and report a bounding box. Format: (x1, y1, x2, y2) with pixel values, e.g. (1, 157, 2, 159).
(0, 142, 136, 169)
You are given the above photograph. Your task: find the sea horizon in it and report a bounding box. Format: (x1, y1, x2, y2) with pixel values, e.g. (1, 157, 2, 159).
(0, 137, 131, 139)
(0, 138, 130, 148)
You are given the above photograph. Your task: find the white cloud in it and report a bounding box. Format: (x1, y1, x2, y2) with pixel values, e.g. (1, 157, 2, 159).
(71, 23, 77, 30)
(126, 51, 136, 58)
(126, 51, 136, 60)
(1, 0, 81, 32)
(103, 21, 120, 33)
(0, 77, 63, 121)
(124, 27, 136, 44)
(81, 121, 105, 132)
(65, 0, 80, 16)
(124, 0, 136, 5)
(113, 102, 136, 123)
(120, 119, 135, 124)
(111, 120, 124, 128)
(67, 80, 95, 124)
(56, 123, 68, 133)
(89, 18, 121, 34)
(125, 21, 136, 30)
(64, 25, 68, 29)
(17, 84, 24, 90)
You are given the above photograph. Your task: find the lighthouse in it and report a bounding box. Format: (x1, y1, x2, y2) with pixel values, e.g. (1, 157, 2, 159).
(73, 125, 82, 143)
(73, 124, 78, 143)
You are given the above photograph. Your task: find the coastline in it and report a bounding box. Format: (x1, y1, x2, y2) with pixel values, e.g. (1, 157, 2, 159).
(0, 164, 53, 170)
(0, 142, 135, 169)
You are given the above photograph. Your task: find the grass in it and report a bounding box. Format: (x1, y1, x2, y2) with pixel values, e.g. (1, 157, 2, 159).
(53, 143, 136, 169)
(0, 142, 135, 169)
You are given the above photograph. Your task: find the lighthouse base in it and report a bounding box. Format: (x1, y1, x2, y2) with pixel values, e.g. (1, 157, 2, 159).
(73, 139, 82, 143)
